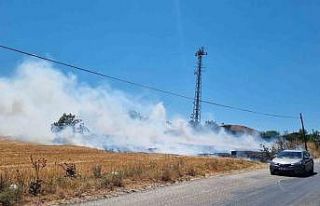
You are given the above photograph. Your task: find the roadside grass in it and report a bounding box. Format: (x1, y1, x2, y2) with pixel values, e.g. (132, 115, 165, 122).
(308, 142, 320, 158)
(0, 138, 263, 205)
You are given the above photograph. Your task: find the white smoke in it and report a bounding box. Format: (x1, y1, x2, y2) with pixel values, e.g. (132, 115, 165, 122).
(0, 59, 267, 155)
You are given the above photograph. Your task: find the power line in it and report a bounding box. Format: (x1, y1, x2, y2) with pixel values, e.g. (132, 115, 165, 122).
(0, 44, 298, 119)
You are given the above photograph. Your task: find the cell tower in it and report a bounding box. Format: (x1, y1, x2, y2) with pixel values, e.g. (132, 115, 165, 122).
(190, 47, 207, 127)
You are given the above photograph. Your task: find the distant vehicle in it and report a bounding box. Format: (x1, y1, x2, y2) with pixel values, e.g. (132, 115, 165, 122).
(269, 150, 314, 176)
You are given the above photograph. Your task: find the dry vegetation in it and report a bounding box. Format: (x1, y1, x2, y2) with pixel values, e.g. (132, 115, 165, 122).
(308, 142, 320, 158)
(0, 138, 263, 205)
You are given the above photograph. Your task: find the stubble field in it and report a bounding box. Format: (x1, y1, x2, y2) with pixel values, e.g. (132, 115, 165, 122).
(0, 138, 263, 205)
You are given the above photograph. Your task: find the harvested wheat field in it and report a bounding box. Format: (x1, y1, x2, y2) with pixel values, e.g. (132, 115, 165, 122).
(0, 138, 264, 205)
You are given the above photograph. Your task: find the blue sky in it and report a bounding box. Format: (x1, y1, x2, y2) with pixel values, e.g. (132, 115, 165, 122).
(0, 0, 319, 132)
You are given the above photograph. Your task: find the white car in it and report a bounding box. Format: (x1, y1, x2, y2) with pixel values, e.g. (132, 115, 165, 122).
(269, 150, 314, 176)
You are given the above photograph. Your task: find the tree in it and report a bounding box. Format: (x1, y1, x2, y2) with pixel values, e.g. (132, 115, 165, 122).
(260, 130, 280, 140)
(51, 113, 89, 134)
(283, 131, 302, 142)
(204, 120, 220, 132)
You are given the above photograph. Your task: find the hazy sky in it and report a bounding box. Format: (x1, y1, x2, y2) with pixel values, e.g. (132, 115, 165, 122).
(1, 0, 319, 132)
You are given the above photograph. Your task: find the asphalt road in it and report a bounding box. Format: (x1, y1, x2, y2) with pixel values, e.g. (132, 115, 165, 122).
(77, 162, 320, 206)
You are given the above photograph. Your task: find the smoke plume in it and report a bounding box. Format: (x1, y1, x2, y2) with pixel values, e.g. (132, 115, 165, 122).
(0, 59, 266, 155)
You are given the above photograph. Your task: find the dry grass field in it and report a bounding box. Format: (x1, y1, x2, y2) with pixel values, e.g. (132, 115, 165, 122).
(0, 138, 263, 205)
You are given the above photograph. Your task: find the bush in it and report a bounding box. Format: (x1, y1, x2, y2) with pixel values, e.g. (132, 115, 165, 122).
(42, 178, 57, 195)
(28, 180, 42, 196)
(29, 156, 47, 196)
(30, 155, 47, 180)
(0, 182, 23, 206)
(161, 168, 173, 182)
(187, 167, 197, 177)
(173, 159, 185, 177)
(101, 172, 124, 190)
(0, 188, 18, 206)
(59, 162, 77, 178)
(123, 163, 144, 179)
(161, 161, 186, 182)
(0, 173, 22, 205)
(92, 164, 102, 178)
(0, 174, 6, 192)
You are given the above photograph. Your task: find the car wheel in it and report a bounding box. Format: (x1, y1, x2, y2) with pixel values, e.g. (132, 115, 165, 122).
(270, 170, 275, 175)
(303, 166, 309, 176)
(309, 165, 314, 175)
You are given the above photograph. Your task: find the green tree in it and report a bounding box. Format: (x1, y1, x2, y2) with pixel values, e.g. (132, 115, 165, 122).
(51, 113, 88, 134)
(260, 130, 280, 140)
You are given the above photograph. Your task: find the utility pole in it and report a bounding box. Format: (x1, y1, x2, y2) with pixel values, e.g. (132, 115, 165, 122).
(190, 47, 207, 127)
(299, 113, 308, 151)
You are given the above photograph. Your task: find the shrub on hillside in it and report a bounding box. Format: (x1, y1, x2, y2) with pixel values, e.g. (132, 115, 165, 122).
(101, 171, 124, 190)
(59, 162, 77, 178)
(0, 174, 23, 206)
(29, 156, 47, 196)
(92, 164, 102, 178)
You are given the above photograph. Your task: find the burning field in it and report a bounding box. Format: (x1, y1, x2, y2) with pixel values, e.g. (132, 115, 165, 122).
(0, 59, 268, 205)
(0, 138, 263, 205)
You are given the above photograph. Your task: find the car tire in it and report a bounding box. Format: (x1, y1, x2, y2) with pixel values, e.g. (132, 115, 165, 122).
(303, 166, 309, 177)
(270, 170, 275, 175)
(309, 165, 314, 175)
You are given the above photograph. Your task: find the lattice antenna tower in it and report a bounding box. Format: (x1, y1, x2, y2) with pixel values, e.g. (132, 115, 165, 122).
(190, 47, 207, 127)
